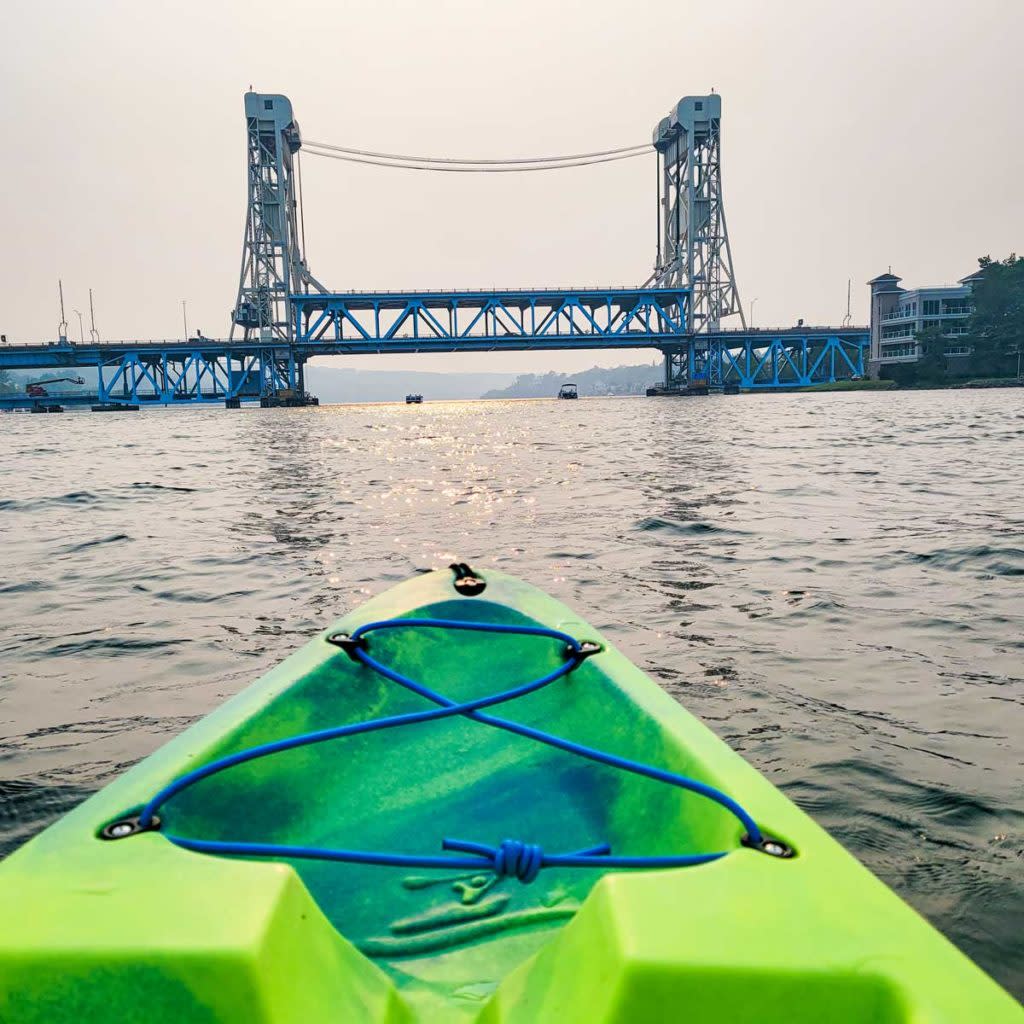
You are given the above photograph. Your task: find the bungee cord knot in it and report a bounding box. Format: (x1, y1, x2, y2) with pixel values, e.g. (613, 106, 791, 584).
(474, 840, 544, 884)
(442, 838, 613, 884)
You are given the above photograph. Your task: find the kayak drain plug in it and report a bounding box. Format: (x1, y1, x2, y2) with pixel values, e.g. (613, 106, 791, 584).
(741, 833, 794, 858)
(100, 815, 161, 840)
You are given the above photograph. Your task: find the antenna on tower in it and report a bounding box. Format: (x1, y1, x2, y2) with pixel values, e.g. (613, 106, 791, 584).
(57, 280, 68, 342)
(842, 278, 852, 327)
(89, 288, 100, 342)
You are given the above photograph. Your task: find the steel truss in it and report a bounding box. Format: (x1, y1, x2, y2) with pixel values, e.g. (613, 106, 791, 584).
(291, 288, 690, 351)
(651, 96, 743, 333)
(231, 94, 324, 343)
(95, 346, 300, 404)
(0, 327, 868, 403)
(662, 331, 867, 389)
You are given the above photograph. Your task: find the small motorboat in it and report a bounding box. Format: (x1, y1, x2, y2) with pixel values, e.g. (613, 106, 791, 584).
(405, 394, 424, 404)
(557, 383, 578, 399)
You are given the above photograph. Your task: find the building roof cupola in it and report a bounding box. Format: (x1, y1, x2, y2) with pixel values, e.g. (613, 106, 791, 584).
(867, 271, 904, 294)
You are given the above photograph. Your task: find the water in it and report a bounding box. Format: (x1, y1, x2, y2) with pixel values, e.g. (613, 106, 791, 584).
(1, 390, 1022, 997)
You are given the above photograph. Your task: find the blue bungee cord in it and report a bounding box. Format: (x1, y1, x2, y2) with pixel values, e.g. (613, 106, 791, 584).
(113, 617, 783, 882)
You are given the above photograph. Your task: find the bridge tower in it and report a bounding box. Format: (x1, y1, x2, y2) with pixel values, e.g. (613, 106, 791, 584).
(231, 93, 325, 343)
(650, 94, 744, 388)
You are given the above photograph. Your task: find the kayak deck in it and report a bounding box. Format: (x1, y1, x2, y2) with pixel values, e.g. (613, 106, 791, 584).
(1, 569, 1020, 1022)
(151, 595, 744, 1015)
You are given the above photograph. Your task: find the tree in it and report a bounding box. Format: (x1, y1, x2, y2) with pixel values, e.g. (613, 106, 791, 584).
(0, 368, 17, 395)
(914, 324, 948, 384)
(964, 254, 1024, 377)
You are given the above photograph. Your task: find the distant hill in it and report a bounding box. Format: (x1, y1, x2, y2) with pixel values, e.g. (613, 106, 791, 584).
(305, 365, 517, 403)
(481, 361, 661, 399)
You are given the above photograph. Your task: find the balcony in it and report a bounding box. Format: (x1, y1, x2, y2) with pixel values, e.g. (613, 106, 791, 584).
(880, 343, 919, 361)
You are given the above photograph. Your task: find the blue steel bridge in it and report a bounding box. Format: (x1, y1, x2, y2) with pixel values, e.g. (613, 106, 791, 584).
(0, 92, 867, 410)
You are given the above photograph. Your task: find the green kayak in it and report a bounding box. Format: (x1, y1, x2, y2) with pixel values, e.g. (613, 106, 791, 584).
(1, 567, 1020, 1023)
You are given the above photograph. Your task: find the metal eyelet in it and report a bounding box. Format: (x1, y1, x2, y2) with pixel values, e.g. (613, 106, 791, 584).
(326, 632, 367, 661)
(100, 815, 160, 840)
(566, 640, 602, 661)
(741, 833, 794, 858)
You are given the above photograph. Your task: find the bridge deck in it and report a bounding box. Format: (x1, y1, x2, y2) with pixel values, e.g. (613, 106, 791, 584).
(0, 286, 867, 404)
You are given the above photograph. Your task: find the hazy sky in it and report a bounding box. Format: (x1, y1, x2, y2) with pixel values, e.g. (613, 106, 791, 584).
(1, 0, 1021, 374)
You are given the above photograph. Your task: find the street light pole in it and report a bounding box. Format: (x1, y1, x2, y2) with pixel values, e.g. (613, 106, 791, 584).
(750, 298, 758, 328)
(182, 300, 189, 341)
(73, 310, 84, 344)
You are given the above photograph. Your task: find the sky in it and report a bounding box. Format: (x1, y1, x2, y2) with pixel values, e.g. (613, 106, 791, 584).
(1, 0, 1021, 374)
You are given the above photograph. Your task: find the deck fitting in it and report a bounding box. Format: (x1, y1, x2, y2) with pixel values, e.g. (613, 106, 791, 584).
(741, 833, 794, 858)
(326, 632, 367, 661)
(100, 815, 160, 840)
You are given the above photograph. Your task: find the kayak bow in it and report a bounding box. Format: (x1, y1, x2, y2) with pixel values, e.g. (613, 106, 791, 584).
(0, 567, 1019, 1023)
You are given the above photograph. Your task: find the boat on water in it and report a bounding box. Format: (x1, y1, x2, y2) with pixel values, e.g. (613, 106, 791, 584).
(557, 382, 578, 399)
(1, 566, 1020, 1023)
(406, 393, 424, 404)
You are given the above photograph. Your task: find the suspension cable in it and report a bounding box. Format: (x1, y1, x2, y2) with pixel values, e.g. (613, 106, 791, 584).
(302, 146, 650, 173)
(302, 139, 650, 166)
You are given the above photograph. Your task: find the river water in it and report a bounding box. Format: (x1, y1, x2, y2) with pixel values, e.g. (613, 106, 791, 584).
(1, 389, 1022, 997)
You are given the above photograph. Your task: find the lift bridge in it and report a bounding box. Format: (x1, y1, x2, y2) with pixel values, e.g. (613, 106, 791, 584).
(0, 92, 866, 409)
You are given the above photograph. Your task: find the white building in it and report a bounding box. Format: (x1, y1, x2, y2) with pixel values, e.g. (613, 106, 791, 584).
(867, 270, 981, 373)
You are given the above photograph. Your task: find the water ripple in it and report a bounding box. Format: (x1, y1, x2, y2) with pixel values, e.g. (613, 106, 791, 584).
(0, 389, 1022, 996)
